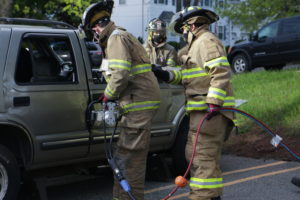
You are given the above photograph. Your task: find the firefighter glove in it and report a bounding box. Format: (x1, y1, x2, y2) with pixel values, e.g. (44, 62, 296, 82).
(151, 64, 170, 82)
(99, 94, 109, 103)
(207, 104, 220, 120)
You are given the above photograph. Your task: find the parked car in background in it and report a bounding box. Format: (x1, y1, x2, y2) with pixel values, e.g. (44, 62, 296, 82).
(228, 15, 300, 73)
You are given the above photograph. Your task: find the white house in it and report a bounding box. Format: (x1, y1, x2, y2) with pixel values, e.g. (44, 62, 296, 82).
(111, 0, 248, 47)
(111, 0, 179, 42)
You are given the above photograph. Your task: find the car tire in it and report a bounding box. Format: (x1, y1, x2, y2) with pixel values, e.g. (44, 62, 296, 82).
(264, 64, 285, 71)
(0, 145, 20, 200)
(231, 54, 250, 73)
(171, 117, 189, 176)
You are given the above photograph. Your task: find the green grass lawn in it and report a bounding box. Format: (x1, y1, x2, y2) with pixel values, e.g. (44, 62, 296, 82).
(232, 69, 300, 135)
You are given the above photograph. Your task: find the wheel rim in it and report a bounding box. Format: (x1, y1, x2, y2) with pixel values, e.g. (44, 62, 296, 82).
(0, 163, 9, 199)
(233, 58, 246, 73)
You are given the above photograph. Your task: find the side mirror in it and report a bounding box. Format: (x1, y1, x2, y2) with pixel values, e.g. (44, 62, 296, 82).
(258, 35, 268, 42)
(249, 32, 258, 41)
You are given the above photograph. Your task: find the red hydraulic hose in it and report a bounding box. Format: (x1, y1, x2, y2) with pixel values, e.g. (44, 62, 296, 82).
(161, 107, 300, 200)
(162, 112, 209, 200)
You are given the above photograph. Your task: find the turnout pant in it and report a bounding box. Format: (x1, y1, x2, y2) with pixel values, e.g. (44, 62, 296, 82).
(186, 111, 233, 200)
(112, 110, 156, 200)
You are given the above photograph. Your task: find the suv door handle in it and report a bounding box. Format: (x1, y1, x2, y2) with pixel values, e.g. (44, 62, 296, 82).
(13, 96, 30, 107)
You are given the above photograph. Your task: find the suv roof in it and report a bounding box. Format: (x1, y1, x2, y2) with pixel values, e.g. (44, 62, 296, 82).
(0, 17, 75, 29)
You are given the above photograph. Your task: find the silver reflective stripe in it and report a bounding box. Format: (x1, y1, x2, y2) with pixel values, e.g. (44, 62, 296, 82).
(131, 64, 152, 75)
(190, 180, 223, 186)
(121, 101, 160, 113)
(208, 90, 226, 98)
(182, 69, 205, 76)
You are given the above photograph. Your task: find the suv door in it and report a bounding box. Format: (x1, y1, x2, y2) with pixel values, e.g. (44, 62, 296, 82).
(4, 29, 90, 166)
(251, 21, 281, 67)
(276, 17, 300, 62)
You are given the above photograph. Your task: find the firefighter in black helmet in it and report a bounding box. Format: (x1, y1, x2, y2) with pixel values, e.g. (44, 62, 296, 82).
(144, 18, 179, 68)
(82, 1, 160, 200)
(152, 6, 235, 200)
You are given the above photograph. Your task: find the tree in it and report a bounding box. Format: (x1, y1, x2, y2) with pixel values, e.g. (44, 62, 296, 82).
(218, 0, 300, 32)
(11, 0, 97, 26)
(0, 0, 13, 17)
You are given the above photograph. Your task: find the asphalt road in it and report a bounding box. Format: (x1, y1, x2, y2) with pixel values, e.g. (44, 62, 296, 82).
(42, 155, 300, 200)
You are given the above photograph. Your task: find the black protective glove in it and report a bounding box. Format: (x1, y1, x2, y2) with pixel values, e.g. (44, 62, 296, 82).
(151, 64, 170, 82)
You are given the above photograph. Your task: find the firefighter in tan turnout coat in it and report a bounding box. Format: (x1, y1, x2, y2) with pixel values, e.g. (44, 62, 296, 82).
(82, 1, 160, 200)
(152, 6, 235, 200)
(144, 18, 179, 68)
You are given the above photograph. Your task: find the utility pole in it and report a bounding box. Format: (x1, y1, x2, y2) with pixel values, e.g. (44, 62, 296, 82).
(142, 0, 144, 40)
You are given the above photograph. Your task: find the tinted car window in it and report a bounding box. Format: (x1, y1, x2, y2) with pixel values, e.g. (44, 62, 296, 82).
(257, 21, 279, 39)
(280, 18, 300, 35)
(15, 36, 77, 84)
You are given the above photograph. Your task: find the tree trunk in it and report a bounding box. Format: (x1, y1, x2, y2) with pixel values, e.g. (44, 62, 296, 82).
(0, 0, 13, 17)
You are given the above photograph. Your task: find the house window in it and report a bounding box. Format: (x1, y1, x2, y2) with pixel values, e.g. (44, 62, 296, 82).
(15, 35, 77, 84)
(205, 0, 211, 7)
(218, 0, 224, 8)
(165, 0, 168, 5)
(172, 0, 175, 5)
(218, 26, 226, 40)
(159, 0, 164, 4)
(119, 0, 126, 4)
(154, 0, 157, 3)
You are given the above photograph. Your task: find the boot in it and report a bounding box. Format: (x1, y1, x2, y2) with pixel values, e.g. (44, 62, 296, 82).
(211, 197, 221, 200)
(291, 176, 300, 187)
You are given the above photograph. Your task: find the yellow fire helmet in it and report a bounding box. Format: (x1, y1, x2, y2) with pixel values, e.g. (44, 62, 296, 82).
(81, 0, 114, 31)
(169, 6, 219, 34)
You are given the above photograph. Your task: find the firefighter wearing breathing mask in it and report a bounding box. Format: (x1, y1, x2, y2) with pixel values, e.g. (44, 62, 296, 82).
(81, 1, 160, 200)
(144, 18, 179, 68)
(152, 6, 235, 200)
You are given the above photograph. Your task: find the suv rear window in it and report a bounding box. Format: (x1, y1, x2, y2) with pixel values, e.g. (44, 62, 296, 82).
(280, 18, 300, 35)
(15, 35, 77, 84)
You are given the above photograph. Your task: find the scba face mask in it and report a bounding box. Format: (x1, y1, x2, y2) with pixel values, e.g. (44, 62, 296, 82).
(151, 31, 166, 44)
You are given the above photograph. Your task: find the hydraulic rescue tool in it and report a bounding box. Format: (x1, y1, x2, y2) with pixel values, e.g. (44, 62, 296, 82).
(87, 99, 137, 200)
(162, 107, 300, 200)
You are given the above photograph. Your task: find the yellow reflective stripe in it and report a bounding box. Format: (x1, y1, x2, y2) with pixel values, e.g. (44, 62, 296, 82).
(109, 59, 132, 71)
(185, 101, 208, 111)
(223, 96, 235, 107)
(204, 56, 230, 69)
(190, 177, 224, 189)
(233, 119, 239, 127)
(190, 183, 224, 189)
(169, 70, 182, 84)
(131, 64, 151, 75)
(167, 59, 175, 66)
(104, 85, 117, 98)
(182, 68, 208, 79)
(191, 177, 223, 182)
(121, 101, 160, 113)
(207, 87, 227, 101)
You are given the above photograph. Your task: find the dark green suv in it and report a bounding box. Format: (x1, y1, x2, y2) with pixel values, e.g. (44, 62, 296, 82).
(228, 15, 300, 73)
